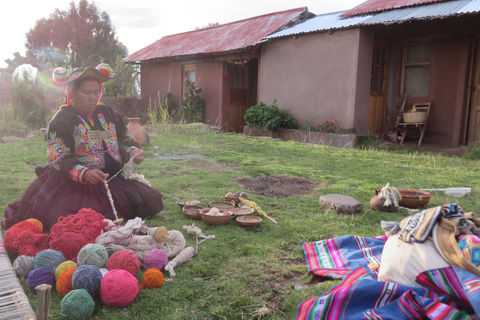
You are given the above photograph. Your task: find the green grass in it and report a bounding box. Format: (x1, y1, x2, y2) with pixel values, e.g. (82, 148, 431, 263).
(1, 124, 480, 319)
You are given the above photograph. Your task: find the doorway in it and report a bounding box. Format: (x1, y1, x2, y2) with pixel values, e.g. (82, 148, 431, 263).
(368, 42, 389, 135)
(468, 39, 480, 143)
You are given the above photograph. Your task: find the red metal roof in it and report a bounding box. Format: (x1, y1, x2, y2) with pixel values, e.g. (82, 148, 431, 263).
(342, 0, 450, 17)
(125, 7, 307, 62)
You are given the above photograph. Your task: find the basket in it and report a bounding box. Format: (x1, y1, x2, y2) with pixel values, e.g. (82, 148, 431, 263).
(403, 111, 426, 123)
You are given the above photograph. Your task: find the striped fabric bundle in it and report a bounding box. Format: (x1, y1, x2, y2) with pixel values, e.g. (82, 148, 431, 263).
(297, 236, 480, 320)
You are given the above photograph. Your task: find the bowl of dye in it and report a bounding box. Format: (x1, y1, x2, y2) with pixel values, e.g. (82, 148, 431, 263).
(236, 215, 262, 228)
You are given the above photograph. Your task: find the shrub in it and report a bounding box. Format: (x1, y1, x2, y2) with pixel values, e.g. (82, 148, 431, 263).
(244, 100, 296, 130)
(299, 116, 345, 134)
(179, 79, 205, 123)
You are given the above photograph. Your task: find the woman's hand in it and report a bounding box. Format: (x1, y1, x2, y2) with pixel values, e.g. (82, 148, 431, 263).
(129, 148, 145, 164)
(83, 169, 109, 185)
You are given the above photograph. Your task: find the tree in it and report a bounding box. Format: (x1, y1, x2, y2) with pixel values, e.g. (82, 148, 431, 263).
(25, 0, 127, 69)
(195, 22, 219, 30)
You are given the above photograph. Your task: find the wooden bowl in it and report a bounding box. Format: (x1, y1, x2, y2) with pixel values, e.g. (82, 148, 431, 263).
(222, 196, 250, 206)
(198, 208, 234, 226)
(398, 189, 432, 208)
(207, 201, 235, 210)
(175, 199, 200, 208)
(236, 215, 262, 228)
(182, 205, 204, 220)
(229, 207, 254, 217)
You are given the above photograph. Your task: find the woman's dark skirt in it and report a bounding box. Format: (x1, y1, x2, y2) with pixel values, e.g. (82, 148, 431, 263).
(3, 166, 163, 231)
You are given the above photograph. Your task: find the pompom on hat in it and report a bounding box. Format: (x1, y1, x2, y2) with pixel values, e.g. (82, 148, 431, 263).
(52, 63, 114, 86)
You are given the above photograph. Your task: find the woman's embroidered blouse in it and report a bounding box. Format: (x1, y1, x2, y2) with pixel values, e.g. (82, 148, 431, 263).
(46, 104, 139, 183)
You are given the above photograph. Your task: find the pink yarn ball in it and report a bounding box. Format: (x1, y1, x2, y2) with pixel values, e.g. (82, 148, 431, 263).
(106, 250, 140, 276)
(144, 249, 168, 270)
(53, 67, 68, 82)
(100, 269, 138, 307)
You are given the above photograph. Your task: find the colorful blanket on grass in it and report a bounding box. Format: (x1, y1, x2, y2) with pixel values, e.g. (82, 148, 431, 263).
(297, 235, 480, 320)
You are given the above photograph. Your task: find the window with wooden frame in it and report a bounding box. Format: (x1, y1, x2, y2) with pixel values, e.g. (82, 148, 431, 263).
(182, 64, 196, 97)
(402, 44, 431, 96)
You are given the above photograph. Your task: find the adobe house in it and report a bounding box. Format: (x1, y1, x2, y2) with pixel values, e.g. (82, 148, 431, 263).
(123, 7, 313, 132)
(261, 0, 480, 146)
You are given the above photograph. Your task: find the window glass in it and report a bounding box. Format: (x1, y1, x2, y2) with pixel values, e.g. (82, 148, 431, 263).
(403, 44, 431, 96)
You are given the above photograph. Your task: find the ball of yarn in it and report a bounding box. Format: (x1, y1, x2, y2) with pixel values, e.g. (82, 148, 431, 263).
(3, 227, 23, 255)
(13, 255, 34, 278)
(458, 235, 480, 265)
(49, 232, 86, 261)
(140, 268, 164, 289)
(56, 268, 76, 297)
(72, 265, 103, 296)
(53, 67, 69, 82)
(100, 269, 138, 307)
(60, 289, 95, 320)
(11, 220, 42, 233)
(105, 246, 117, 258)
(14, 230, 49, 256)
(33, 249, 65, 270)
(77, 244, 108, 268)
(25, 218, 43, 231)
(55, 261, 78, 281)
(107, 250, 141, 276)
(144, 248, 168, 270)
(26, 268, 54, 294)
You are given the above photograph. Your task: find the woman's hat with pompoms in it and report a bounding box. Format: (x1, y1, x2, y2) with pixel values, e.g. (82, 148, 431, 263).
(51, 63, 114, 86)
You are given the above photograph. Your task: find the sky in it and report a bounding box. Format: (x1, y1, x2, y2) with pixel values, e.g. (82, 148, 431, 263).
(0, 0, 366, 69)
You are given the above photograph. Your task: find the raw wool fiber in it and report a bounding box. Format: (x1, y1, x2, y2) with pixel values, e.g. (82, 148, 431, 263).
(33, 249, 66, 270)
(3, 227, 23, 255)
(60, 289, 95, 320)
(49, 231, 86, 261)
(144, 248, 168, 270)
(26, 268, 55, 294)
(54, 260, 78, 280)
(105, 246, 117, 258)
(77, 243, 108, 268)
(72, 265, 103, 296)
(165, 245, 197, 277)
(100, 269, 139, 307)
(56, 267, 76, 297)
(139, 268, 164, 289)
(13, 255, 34, 278)
(47, 208, 108, 247)
(106, 250, 141, 276)
(95, 218, 186, 261)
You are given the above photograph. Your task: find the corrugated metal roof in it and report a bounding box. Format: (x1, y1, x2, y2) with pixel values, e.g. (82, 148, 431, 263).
(342, 0, 448, 17)
(125, 7, 307, 62)
(267, 0, 480, 39)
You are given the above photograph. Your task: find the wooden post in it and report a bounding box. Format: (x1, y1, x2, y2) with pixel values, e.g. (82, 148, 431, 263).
(35, 284, 52, 320)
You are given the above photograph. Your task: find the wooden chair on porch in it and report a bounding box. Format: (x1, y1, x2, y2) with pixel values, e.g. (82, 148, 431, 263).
(398, 101, 432, 147)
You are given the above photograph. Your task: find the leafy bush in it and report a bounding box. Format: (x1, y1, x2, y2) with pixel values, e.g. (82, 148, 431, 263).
(179, 79, 205, 123)
(244, 100, 296, 130)
(12, 70, 46, 128)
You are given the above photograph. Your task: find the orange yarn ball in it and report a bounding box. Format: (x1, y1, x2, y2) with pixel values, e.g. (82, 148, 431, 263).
(140, 268, 164, 289)
(56, 267, 76, 297)
(106, 250, 140, 276)
(25, 219, 43, 232)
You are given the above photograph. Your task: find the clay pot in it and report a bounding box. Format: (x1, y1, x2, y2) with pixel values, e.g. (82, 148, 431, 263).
(370, 195, 397, 212)
(127, 117, 149, 146)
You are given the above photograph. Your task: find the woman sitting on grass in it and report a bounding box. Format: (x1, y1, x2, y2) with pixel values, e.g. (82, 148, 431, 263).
(2, 64, 163, 230)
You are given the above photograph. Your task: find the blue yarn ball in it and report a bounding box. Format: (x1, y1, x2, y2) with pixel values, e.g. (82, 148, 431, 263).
(33, 249, 66, 271)
(72, 265, 103, 296)
(60, 289, 95, 320)
(26, 268, 55, 293)
(105, 246, 117, 258)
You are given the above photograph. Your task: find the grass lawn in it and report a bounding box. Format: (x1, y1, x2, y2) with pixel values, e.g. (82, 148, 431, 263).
(1, 124, 480, 319)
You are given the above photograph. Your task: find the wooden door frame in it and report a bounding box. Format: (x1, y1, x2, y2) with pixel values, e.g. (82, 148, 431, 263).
(466, 38, 480, 144)
(369, 41, 390, 134)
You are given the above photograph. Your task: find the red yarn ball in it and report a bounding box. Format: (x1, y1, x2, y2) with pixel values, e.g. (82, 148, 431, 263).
(11, 220, 42, 233)
(3, 227, 23, 255)
(14, 230, 48, 256)
(106, 250, 140, 276)
(49, 232, 86, 261)
(100, 269, 138, 307)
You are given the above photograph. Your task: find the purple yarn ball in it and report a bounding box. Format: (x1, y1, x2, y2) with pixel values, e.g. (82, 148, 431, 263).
(26, 268, 55, 293)
(144, 249, 168, 270)
(72, 265, 103, 296)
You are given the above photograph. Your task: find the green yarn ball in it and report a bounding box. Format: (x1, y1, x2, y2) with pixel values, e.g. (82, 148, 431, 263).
(60, 289, 95, 320)
(77, 244, 108, 268)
